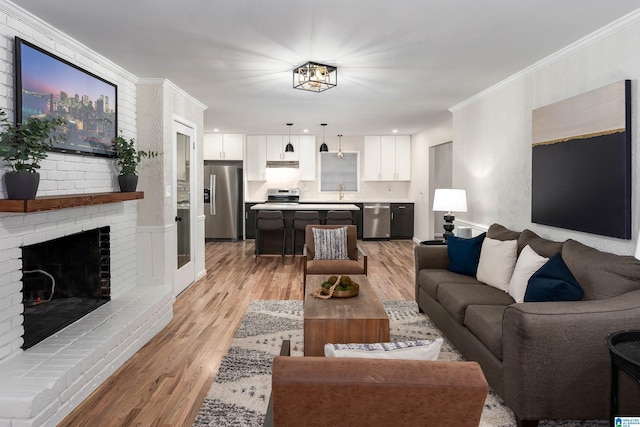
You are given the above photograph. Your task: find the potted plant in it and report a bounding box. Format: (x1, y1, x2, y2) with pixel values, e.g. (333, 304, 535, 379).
(0, 108, 66, 200)
(112, 135, 158, 192)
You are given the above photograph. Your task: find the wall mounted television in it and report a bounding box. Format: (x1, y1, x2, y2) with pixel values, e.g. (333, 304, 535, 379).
(14, 37, 117, 158)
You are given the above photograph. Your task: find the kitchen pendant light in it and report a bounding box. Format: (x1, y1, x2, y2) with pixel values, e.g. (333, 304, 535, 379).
(319, 123, 328, 152)
(285, 123, 294, 152)
(337, 134, 344, 158)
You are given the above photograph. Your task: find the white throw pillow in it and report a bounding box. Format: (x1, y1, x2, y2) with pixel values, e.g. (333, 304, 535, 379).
(324, 338, 443, 360)
(508, 245, 549, 303)
(476, 237, 518, 292)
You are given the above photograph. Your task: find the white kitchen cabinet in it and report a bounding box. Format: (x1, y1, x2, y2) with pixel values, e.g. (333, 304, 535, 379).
(298, 135, 316, 181)
(363, 135, 411, 181)
(203, 133, 244, 160)
(267, 135, 299, 161)
(246, 135, 267, 181)
(363, 136, 381, 181)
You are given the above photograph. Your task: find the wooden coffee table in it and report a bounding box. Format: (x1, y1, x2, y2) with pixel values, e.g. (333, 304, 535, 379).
(303, 275, 390, 357)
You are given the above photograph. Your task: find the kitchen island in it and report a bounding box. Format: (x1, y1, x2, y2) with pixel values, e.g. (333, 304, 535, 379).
(250, 203, 360, 255)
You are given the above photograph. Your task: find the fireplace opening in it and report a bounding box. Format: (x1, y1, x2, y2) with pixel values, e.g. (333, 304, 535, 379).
(21, 227, 111, 350)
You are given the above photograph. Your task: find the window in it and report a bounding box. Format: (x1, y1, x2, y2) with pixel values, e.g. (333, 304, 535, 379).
(319, 152, 359, 192)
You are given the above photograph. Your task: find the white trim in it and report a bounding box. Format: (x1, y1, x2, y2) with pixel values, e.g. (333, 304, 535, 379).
(138, 78, 208, 110)
(449, 8, 640, 112)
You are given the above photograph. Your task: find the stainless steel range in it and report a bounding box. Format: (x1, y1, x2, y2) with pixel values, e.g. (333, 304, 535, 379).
(266, 188, 300, 204)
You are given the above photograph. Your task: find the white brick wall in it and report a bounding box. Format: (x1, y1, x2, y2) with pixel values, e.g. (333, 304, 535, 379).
(0, 2, 175, 425)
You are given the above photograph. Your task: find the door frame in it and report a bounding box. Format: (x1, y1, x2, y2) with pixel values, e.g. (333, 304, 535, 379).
(173, 116, 197, 295)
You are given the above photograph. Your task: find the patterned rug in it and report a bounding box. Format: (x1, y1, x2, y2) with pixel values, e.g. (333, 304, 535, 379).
(193, 300, 606, 427)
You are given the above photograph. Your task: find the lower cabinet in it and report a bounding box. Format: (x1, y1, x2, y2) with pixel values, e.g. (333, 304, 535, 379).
(245, 203, 257, 239)
(390, 203, 414, 239)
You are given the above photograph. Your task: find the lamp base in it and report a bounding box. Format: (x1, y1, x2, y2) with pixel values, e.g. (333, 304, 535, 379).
(443, 213, 455, 240)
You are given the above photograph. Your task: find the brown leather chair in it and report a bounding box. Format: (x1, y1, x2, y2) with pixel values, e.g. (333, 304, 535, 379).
(302, 224, 367, 289)
(264, 341, 488, 427)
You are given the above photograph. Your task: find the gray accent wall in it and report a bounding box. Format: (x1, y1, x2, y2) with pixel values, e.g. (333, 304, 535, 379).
(449, 16, 640, 255)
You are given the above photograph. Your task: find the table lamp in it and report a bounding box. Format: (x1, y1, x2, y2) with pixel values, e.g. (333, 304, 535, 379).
(433, 189, 467, 240)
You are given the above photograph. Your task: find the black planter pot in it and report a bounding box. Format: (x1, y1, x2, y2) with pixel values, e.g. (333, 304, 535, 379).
(4, 171, 40, 200)
(118, 174, 139, 192)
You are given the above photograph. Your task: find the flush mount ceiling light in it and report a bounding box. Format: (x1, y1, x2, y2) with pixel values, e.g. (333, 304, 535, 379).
(285, 123, 294, 152)
(319, 124, 328, 152)
(293, 61, 337, 93)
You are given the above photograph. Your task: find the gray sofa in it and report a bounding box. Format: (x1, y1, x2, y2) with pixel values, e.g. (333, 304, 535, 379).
(414, 223, 640, 426)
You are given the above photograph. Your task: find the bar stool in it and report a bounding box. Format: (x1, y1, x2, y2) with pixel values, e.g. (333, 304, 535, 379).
(325, 210, 353, 225)
(292, 211, 320, 257)
(255, 210, 286, 260)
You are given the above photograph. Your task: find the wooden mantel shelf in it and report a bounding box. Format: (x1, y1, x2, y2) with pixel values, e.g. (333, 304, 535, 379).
(0, 191, 144, 213)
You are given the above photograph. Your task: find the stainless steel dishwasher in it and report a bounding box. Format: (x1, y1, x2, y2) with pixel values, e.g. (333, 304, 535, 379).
(363, 203, 391, 239)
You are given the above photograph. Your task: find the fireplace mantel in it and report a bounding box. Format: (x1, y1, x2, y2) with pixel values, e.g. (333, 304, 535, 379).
(0, 191, 143, 213)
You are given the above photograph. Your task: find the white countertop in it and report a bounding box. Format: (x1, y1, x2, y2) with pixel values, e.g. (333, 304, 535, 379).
(250, 203, 360, 210)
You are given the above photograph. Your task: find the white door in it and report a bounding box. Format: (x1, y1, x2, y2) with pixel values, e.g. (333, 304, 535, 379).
(174, 120, 196, 295)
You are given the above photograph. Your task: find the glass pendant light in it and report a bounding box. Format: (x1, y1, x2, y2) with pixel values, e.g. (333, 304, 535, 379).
(285, 123, 294, 152)
(337, 134, 344, 158)
(319, 124, 328, 152)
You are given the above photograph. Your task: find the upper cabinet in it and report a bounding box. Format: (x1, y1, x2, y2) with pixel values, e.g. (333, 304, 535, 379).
(267, 135, 299, 161)
(298, 135, 316, 181)
(246, 135, 267, 181)
(363, 135, 410, 181)
(203, 133, 244, 160)
(246, 134, 315, 181)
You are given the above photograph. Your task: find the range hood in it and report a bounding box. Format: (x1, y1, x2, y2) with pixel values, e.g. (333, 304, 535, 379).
(266, 160, 299, 168)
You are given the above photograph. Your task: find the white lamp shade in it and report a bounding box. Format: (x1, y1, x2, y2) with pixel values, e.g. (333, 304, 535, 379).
(433, 189, 467, 213)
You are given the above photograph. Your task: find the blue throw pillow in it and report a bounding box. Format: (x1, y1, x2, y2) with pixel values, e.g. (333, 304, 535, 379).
(524, 253, 584, 302)
(447, 233, 486, 277)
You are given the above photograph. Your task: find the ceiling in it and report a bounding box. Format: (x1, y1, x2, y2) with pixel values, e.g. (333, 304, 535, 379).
(14, 0, 640, 136)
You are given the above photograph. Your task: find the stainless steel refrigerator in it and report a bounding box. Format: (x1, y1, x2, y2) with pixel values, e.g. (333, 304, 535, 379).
(204, 164, 242, 240)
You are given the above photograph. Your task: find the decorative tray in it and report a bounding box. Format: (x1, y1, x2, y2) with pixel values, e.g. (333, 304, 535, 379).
(321, 282, 359, 298)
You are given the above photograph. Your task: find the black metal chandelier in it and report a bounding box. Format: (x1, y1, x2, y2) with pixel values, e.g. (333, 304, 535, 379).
(293, 62, 337, 93)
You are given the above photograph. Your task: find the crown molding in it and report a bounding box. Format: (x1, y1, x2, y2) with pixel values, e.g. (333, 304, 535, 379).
(137, 78, 208, 110)
(449, 8, 640, 112)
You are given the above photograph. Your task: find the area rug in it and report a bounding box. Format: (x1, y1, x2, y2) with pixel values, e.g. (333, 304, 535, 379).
(193, 300, 606, 427)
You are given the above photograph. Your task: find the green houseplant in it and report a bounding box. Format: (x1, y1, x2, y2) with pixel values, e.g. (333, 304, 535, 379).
(112, 135, 158, 192)
(0, 108, 66, 199)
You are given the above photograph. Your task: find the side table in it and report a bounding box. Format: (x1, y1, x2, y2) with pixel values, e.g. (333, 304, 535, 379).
(420, 239, 446, 245)
(606, 330, 640, 426)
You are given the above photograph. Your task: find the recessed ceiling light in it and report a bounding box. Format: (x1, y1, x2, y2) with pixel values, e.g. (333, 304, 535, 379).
(392, 129, 398, 133)
(213, 128, 220, 132)
(303, 129, 309, 133)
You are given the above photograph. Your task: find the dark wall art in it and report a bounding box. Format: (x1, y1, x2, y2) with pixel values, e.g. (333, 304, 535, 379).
(14, 37, 118, 157)
(531, 80, 631, 239)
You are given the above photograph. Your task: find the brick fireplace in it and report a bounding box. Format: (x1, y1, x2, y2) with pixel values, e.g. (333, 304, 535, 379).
(0, 201, 174, 426)
(21, 227, 111, 350)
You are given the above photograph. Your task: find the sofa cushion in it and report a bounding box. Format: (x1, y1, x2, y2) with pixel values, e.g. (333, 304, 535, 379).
(487, 223, 521, 242)
(525, 253, 584, 302)
(517, 229, 563, 258)
(464, 305, 506, 360)
(437, 283, 514, 324)
(447, 233, 486, 276)
(418, 269, 483, 300)
(476, 237, 517, 292)
(562, 239, 640, 300)
(324, 339, 443, 360)
(508, 245, 549, 303)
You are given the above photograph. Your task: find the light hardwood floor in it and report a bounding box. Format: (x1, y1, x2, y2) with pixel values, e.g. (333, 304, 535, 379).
(59, 239, 417, 427)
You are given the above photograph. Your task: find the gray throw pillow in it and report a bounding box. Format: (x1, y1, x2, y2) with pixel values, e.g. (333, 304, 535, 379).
(313, 227, 349, 260)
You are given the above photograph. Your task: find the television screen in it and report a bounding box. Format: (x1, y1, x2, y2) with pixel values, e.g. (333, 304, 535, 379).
(14, 37, 118, 157)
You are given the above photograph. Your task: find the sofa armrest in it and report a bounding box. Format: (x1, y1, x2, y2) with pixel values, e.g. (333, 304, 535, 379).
(264, 340, 291, 427)
(502, 290, 640, 420)
(414, 245, 449, 305)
